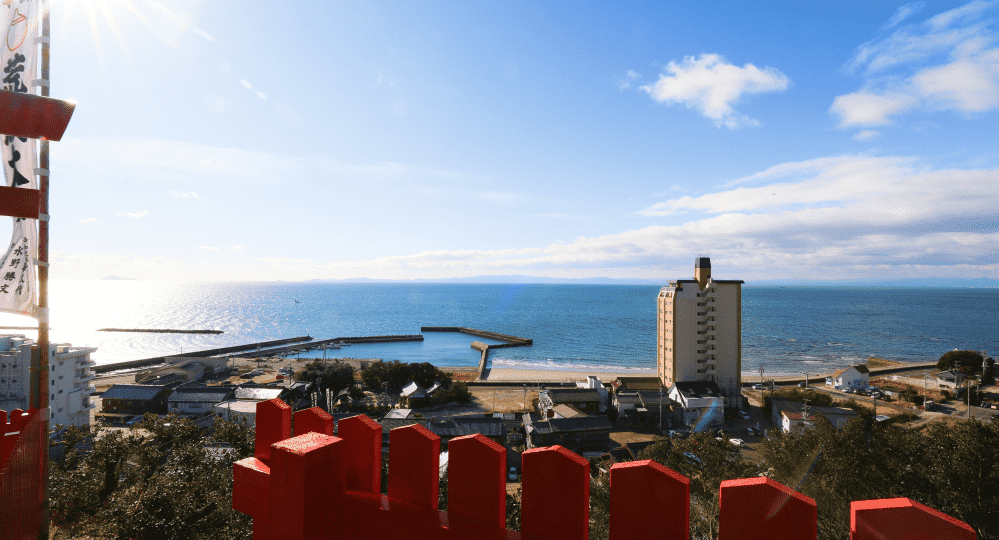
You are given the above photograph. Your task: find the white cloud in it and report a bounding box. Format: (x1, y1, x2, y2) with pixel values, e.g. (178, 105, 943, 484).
(852, 130, 881, 141)
(79, 218, 97, 224)
(240, 79, 252, 89)
(617, 69, 641, 90)
(640, 54, 789, 129)
(198, 246, 220, 252)
(832, 0, 999, 127)
(830, 92, 918, 127)
(171, 191, 200, 199)
(119, 210, 149, 219)
(882, 2, 925, 31)
(255, 90, 267, 101)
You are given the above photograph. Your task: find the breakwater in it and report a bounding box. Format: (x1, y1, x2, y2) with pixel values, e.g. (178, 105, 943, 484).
(97, 328, 224, 334)
(421, 326, 532, 345)
(93, 336, 313, 373)
(430, 326, 533, 380)
(234, 335, 424, 358)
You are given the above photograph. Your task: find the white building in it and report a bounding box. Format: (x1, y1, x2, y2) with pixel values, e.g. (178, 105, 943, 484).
(657, 257, 743, 408)
(0, 335, 96, 428)
(830, 365, 870, 390)
(772, 399, 860, 433)
(668, 381, 725, 430)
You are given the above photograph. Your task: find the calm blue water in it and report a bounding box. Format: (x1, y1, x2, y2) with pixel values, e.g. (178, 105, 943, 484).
(9, 281, 998, 375)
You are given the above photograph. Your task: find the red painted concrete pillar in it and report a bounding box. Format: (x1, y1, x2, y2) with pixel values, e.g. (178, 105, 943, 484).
(610, 459, 690, 540)
(447, 434, 507, 529)
(338, 414, 382, 492)
(293, 406, 335, 436)
(718, 477, 817, 540)
(521, 445, 590, 540)
(388, 424, 440, 509)
(232, 457, 272, 540)
(267, 432, 346, 540)
(851, 498, 976, 540)
(255, 399, 291, 463)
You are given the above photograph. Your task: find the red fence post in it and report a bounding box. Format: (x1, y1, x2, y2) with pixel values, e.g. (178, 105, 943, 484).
(447, 433, 507, 529)
(521, 445, 590, 540)
(338, 414, 382, 492)
(388, 424, 440, 509)
(268, 432, 346, 540)
(255, 399, 291, 464)
(293, 407, 335, 436)
(718, 477, 817, 540)
(0, 409, 43, 540)
(609, 459, 690, 540)
(233, 456, 272, 540)
(851, 498, 976, 540)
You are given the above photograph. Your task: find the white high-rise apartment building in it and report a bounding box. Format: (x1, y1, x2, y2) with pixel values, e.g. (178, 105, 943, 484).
(0, 335, 97, 427)
(657, 258, 743, 406)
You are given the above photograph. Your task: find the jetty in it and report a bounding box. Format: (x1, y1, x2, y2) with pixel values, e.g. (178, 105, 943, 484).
(93, 336, 313, 374)
(234, 335, 424, 358)
(97, 328, 224, 334)
(422, 326, 533, 381)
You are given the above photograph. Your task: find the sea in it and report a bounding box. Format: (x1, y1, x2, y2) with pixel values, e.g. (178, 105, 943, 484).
(2, 281, 997, 377)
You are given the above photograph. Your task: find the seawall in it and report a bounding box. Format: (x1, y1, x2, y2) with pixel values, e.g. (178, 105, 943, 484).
(93, 336, 314, 374)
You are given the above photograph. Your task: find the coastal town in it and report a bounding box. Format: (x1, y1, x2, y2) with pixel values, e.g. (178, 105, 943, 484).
(4, 258, 994, 478)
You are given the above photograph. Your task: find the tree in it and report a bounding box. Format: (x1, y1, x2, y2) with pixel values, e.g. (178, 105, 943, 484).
(638, 433, 760, 539)
(297, 359, 356, 411)
(49, 414, 254, 539)
(937, 350, 984, 375)
(759, 415, 999, 540)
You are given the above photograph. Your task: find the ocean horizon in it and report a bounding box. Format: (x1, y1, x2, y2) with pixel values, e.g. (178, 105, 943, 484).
(1, 280, 996, 377)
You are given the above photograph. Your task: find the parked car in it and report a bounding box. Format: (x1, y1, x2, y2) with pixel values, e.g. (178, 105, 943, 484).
(798, 382, 806, 388)
(738, 411, 750, 420)
(125, 416, 142, 427)
(752, 384, 763, 390)
(508, 467, 518, 481)
(728, 438, 744, 447)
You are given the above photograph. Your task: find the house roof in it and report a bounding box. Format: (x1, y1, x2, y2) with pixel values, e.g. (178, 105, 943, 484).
(527, 415, 613, 435)
(383, 408, 413, 419)
(833, 365, 870, 378)
(552, 404, 587, 418)
(100, 384, 170, 401)
(168, 386, 233, 403)
(401, 381, 428, 398)
(774, 400, 859, 420)
(935, 370, 966, 381)
(671, 381, 723, 399)
(613, 376, 662, 391)
(235, 386, 285, 401)
(543, 388, 602, 403)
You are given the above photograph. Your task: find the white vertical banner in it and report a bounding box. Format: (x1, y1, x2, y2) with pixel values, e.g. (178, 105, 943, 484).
(0, 0, 41, 317)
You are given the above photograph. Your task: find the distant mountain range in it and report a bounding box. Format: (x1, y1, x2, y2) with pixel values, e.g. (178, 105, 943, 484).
(310, 275, 999, 287)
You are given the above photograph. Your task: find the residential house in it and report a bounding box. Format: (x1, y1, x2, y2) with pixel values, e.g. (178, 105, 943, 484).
(831, 365, 870, 390)
(613, 390, 672, 426)
(668, 381, 725, 431)
(167, 385, 234, 417)
(771, 399, 860, 433)
(612, 376, 663, 392)
(523, 413, 612, 451)
(575, 376, 608, 412)
(538, 388, 603, 418)
(934, 370, 967, 391)
(98, 384, 171, 422)
(400, 381, 431, 408)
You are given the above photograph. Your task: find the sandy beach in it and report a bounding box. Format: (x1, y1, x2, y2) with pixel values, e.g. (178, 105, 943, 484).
(481, 367, 656, 383)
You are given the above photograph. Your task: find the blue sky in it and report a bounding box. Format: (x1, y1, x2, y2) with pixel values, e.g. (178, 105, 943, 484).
(8, 0, 999, 282)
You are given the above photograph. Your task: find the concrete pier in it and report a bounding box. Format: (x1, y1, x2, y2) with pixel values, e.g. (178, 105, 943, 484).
(93, 336, 313, 374)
